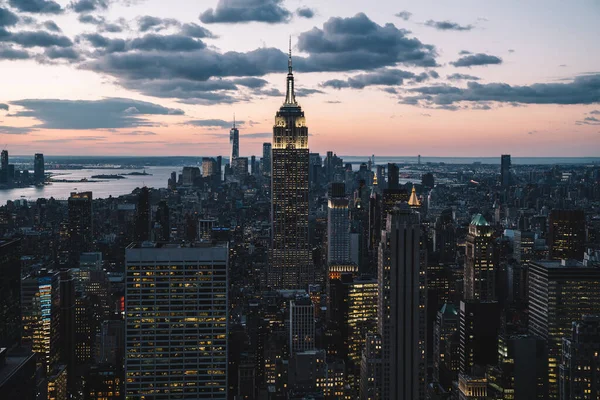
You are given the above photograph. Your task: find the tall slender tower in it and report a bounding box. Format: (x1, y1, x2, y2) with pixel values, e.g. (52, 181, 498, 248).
(270, 40, 311, 289)
(230, 115, 239, 163)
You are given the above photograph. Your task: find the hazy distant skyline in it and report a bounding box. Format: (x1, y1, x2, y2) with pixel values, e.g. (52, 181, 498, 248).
(0, 0, 599, 156)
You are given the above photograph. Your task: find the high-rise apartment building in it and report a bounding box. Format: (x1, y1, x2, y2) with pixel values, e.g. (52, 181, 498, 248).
(68, 192, 93, 266)
(458, 300, 501, 375)
(34, 153, 45, 183)
(548, 209, 586, 261)
(501, 154, 511, 188)
(125, 243, 228, 399)
(270, 44, 311, 289)
(262, 142, 272, 176)
(465, 214, 496, 301)
(21, 269, 61, 372)
(0, 238, 21, 348)
(378, 204, 426, 400)
(289, 294, 315, 356)
(559, 315, 600, 400)
(327, 182, 350, 266)
(528, 260, 600, 398)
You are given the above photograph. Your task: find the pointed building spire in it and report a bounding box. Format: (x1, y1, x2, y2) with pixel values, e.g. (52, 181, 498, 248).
(233, 113, 236, 129)
(284, 36, 297, 105)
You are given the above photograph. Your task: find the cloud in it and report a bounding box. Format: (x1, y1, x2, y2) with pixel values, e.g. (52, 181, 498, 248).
(296, 7, 314, 19)
(43, 46, 79, 60)
(296, 87, 323, 96)
(0, 104, 8, 110)
(242, 132, 271, 138)
(447, 73, 480, 81)
(10, 98, 184, 129)
(8, 0, 62, 14)
(589, 110, 600, 115)
(508, 49, 515, 53)
(80, 32, 205, 53)
(0, 8, 19, 27)
(70, 0, 109, 13)
(185, 119, 240, 128)
(0, 45, 30, 59)
(42, 20, 61, 32)
(424, 20, 473, 31)
(180, 23, 214, 38)
(450, 53, 502, 67)
(2, 30, 72, 48)
(35, 135, 106, 142)
(78, 14, 128, 32)
(114, 130, 157, 135)
(0, 125, 36, 134)
(297, 13, 438, 69)
(232, 77, 268, 88)
(395, 11, 412, 21)
(200, 0, 292, 24)
(321, 68, 426, 89)
(325, 100, 341, 104)
(429, 70, 439, 79)
(576, 116, 600, 125)
(137, 15, 180, 32)
(401, 74, 600, 107)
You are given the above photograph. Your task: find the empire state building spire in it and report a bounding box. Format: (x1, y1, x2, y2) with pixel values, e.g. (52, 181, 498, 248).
(284, 36, 297, 106)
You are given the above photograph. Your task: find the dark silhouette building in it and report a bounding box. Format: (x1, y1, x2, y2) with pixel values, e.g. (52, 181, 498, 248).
(548, 209, 586, 261)
(0, 239, 21, 349)
(68, 192, 93, 266)
(134, 187, 150, 242)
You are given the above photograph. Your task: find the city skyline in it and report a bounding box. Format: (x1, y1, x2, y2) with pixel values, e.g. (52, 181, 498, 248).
(0, 0, 598, 157)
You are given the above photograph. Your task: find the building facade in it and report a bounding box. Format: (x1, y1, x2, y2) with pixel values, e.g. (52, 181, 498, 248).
(464, 214, 496, 301)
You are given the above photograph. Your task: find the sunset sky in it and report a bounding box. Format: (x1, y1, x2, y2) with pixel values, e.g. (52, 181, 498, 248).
(0, 0, 599, 157)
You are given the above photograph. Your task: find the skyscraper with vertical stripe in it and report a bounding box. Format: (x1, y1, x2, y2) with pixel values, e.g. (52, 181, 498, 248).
(269, 41, 312, 289)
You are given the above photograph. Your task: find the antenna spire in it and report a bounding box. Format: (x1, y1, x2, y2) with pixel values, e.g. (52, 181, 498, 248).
(284, 36, 297, 105)
(233, 113, 236, 129)
(288, 35, 293, 74)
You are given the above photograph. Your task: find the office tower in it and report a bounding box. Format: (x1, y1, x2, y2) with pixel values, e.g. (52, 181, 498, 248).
(327, 182, 350, 265)
(34, 153, 44, 183)
(125, 243, 228, 399)
(1, 149, 8, 172)
(529, 260, 600, 398)
(433, 209, 456, 263)
(487, 334, 548, 399)
(378, 204, 426, 400)
(202, 157, 217, 178)
(513, 230, 535, 263)
(458, 374, 488, 400)
(433, 303, 459, 389)
(270, 43, 311, 289)
(250, 155, 257, 175)
(47, 364, 67, 400)
(181, 166, 200, 186)
(68, 192, 93, 266)
(231, 156, 248, 178)
(95, 318, 125, 366)
(387, 163, 399, 189)
(134, 187, 150, 242)
(0, 238, 21, 348)
(21, 269, 61, 372)
(422, 172, 435, 188)
(84, 364, 122, 400)
(216, 155, 222, 181)
(501, 154, 511, 187)
(380, 188, 409, 233)
(560, 315, 600, 400)
(289, 294, 315, 355)
(458, 300, 501, 374)
(58, 270, 75, 393)
(464, 214, 496, 301)
(0, 348, 37, 400)
(360, 333, 382, 400)
(262, 142, 272, 176)
(230, 118, 239, 162)
(548, 209, 586, 261)
(154, 200, 170, 241)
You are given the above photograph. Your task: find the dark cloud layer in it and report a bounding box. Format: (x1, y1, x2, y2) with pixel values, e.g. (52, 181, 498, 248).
(70, 0, 109, 13)
(450, 53, 502, 67)
(0, 104, 8, 110)
(401, 74, 600, 107)
(180, 23, 214, 38)
(200, 0, 292, 24)
(138, 15, 179, 32)
(395, 11, 412, 21)
(321, 68, 424, 89)
(425, 20, 473, 31)
(0, 44, 30, 59)
(0, 125, 35, 134)
(297, 13, 438, 69)
(2, 30, 72, 48)
(43, 20, 61, 32)
(8, 0, 63, 14)
(44, 46, 79, 60)
(0, 8, 19, 27)
(186, 119, 241, 128)
(10, 98, 184, 129)
(80, 32, 205, 53)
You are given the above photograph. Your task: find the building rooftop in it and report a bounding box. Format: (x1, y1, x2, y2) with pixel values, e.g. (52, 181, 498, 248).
(470, 214, 489, 226)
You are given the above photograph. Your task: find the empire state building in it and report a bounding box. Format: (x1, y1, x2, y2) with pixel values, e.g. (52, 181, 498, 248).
(270, 44, 312, 289)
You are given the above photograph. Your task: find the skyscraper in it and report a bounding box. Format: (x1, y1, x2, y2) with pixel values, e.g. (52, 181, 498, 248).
(134, 187, 150, 242)
(464, 214, 496, 301)
(548, 209, 586, 261)
(387, 163, 399, 190)
(270, 42, 311, 289)
(559, 315, 600, 400)
(378, 204, 426, 400)
(125, 243, 228, 399)
(262, 142, 272, 176)
(0, 239, 21, 349)
(1, 149, 8, 172)
(230, 117, 239, 163)
(327, 182, 350, 266)
(501, 154, 511, 187)
(68, 192, 93, 266)
(289, 294, 315, 355)
(34, 153, 44, 183)
(528, 260, 600, 398)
